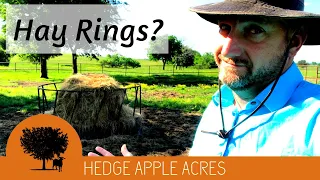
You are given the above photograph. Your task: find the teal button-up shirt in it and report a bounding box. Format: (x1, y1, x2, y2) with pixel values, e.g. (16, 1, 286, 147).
(189, 63, 320, 156)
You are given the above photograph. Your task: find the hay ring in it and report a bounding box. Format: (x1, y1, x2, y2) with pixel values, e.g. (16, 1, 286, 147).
(37, 73, 142, 139)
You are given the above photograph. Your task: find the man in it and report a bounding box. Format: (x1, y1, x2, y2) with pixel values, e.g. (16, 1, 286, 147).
(88, 0, 320, 156)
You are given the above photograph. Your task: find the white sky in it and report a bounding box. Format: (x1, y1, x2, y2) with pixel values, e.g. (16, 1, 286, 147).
(117, 0, 320, 63)
(2, 0, 320, 63)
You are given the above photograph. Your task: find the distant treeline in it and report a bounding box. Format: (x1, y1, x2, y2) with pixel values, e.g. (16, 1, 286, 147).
(297, 60, 320, 66)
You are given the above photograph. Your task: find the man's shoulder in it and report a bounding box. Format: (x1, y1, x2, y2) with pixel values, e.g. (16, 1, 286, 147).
(292, 80, 320, 98)
(288, 80, 320, 106)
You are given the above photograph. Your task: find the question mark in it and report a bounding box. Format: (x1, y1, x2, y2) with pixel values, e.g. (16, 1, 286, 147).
(151, 19, 164, 41)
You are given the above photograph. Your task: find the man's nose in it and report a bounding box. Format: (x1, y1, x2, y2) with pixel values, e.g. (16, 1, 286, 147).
(221, 36, 242, 58)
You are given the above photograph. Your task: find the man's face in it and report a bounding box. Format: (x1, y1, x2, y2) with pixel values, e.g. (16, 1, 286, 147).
(215, 17, 289, 90)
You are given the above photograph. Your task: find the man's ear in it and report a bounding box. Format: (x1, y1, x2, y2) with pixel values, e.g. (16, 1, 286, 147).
(288, 27, 308, 58)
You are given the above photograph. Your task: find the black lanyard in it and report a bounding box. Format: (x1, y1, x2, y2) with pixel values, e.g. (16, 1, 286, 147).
(202, 47, 290, 139)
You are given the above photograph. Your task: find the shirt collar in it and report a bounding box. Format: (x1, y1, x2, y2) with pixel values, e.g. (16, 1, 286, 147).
(255, 63, 303, 111)
(212, 63, 304, 111)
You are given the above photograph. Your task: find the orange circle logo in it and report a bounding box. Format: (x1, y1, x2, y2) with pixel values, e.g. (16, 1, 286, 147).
(5, 114, 83, 178)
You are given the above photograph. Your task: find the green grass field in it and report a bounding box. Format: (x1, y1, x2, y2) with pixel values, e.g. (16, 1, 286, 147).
(0, 55, 219, 114)
(0, 54, 219, 77)
(0, 54, 319, 114)
(0, 73, 218, 113)
(298, 66, 320, 84)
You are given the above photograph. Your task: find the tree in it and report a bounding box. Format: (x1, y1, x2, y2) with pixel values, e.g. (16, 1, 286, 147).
(0, 0, 124, 74)
(193, 50, 202, 62)
(297, 60, 308, 65)
(173, 45, 195, 69)
(202, 52, 217, 68)
(19, 53, 61, 78)
(148, 35, 183, 70)
(0, 3, 7, 34)
(1, 0, 63, 78)
(20, 127, 68, 170)
(62, 1, 122, 74)
(311, 62, 318, 65)
(0, 35, 10, 66)
(194, 52, 216, 69)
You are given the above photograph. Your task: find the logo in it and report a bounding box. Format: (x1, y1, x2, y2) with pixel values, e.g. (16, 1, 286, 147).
(5, 114, 83, 178)
(20, 126, 68, 172)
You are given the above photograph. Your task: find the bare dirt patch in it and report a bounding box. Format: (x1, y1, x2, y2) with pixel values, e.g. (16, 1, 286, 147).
(143, 91, 192, 99)
(0, 107, 201, 156)
(0, 81, 46, 88)
(0, 111, 39, 156)
(17, 81, 46, 87)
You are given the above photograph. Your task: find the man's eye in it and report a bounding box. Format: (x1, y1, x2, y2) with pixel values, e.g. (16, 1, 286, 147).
(247, 26, 265, 35)
(219, 24, 231, 36)
(220, 24, 230, 30)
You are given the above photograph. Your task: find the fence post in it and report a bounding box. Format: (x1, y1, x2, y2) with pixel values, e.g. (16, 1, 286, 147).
(58, 63, 59, 73)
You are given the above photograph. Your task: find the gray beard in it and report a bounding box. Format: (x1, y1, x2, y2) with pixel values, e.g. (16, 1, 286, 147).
(220, 51, 287, 91)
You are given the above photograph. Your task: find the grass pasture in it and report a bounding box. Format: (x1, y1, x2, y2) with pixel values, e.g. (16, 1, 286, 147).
(0, 55, 319, 156)
(298, 65, 320, 84)
(0, 55, 220, 114)
(1, 54, 219, 77)
(0, 58, 218, 156)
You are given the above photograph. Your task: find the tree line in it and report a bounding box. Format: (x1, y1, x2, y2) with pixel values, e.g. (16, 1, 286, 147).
(297, 60, 320, 66)
(147, 35, 216, 70)
(0, 0, 124, 79)
(0, 1, 217, 78)
(99, 35, 217, 70)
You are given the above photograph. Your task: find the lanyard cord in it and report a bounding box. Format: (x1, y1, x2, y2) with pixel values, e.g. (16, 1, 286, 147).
(204, 42, 292, 139)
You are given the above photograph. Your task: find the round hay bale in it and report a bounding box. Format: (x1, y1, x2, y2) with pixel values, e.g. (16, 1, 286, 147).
(54, 73, 141, 138)
(60, 73, 120, 91)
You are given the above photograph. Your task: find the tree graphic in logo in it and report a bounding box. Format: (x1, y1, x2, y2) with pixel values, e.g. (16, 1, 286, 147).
(20, 127, 69, 171)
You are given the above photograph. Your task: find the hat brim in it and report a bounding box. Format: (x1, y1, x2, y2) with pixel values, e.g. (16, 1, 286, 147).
(190, 1, 320, 45)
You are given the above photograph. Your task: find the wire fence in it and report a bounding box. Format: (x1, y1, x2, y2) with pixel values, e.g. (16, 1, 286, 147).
(0, 62, 319, 83)
(0, 62, 219, 76)
(298, 65, 320, 84)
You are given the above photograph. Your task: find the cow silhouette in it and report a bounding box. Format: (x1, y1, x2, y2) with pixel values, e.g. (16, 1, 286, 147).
(52, 157, 65, 172)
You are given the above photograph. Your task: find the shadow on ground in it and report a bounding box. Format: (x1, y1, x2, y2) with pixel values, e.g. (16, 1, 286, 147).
(0, 94, 41, 113)
(113, 74, 218, 86)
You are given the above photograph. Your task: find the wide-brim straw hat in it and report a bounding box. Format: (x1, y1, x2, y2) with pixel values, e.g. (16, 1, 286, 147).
(190, 0, 320, 45)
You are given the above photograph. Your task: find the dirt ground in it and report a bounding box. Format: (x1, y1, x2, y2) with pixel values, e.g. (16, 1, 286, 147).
(0, 107, 202, 156)
(0, 111, 38, 156)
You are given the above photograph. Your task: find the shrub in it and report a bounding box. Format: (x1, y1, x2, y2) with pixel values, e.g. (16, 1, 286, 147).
(122, 57, 141, 68)
(100, 54, 141, 68)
